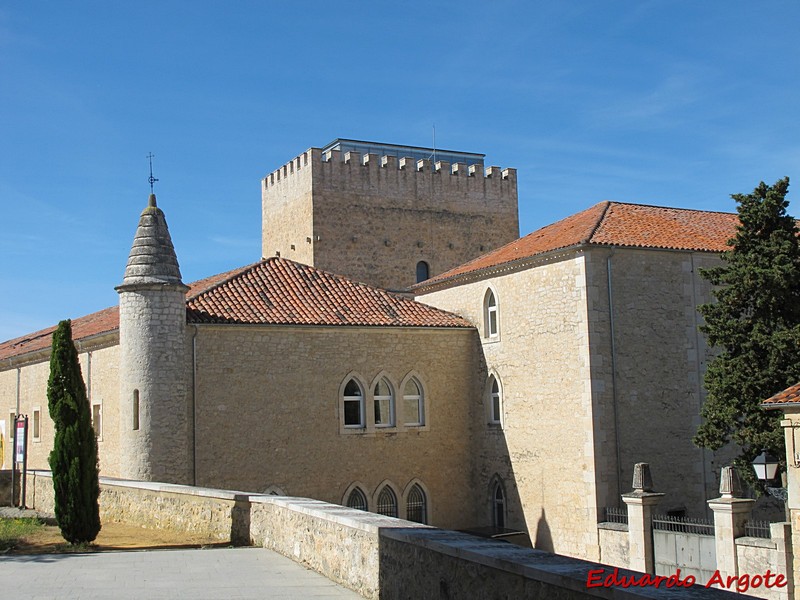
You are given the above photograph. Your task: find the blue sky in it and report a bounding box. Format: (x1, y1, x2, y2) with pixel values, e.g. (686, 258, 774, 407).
(1, 1, 798, 342)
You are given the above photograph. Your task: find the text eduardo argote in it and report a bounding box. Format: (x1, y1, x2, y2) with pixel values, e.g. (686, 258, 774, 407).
(586, 567, 788, 594)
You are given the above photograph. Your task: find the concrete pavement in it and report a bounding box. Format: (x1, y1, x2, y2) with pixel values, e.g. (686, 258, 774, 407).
(0, 546, 362, 599)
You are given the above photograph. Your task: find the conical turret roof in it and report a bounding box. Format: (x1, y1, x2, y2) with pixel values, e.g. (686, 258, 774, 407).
(119, 194, 185, 287)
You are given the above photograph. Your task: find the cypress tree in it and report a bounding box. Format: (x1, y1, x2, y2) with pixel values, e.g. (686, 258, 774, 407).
(47, 319, 101, 544)
(694, 177, 800, 487)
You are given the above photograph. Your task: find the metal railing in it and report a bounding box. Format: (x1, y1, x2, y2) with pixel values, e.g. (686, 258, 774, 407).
(603, 506, 628, 525)
(652, 514, 715, 536)
(744, 520, 772, 539)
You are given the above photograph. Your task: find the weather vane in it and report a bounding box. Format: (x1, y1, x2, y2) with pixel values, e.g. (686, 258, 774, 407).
(147, 152, 159, 194)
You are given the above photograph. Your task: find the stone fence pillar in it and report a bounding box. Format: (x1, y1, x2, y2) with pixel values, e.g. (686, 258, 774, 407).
(707, 466, 754, 581)
(622, 463, 664, 573)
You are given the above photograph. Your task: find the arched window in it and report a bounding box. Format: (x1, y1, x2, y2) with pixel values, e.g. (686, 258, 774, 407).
(346, 487, 368, 511)
(416, 261, 430, 283)
(488, 375, 502, 425)
(377, 486, 398, 518)
(492, 480, 506, 529)
(406, 484, 427, 524)
(374, 378, 395, 427)
(484, 289, 499, 338)
(343, 378, 365, 428)
(403, 378, 424, 426)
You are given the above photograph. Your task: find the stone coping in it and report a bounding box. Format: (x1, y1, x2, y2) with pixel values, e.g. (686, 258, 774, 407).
(597, 522, 628, 532)
(735, 536, 777, 549)
(250, 494, 431, 534)
(382, 528, 742, 599)
(28, 471, 431, 535)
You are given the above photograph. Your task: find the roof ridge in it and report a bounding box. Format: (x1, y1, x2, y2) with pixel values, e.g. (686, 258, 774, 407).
(585, 201, 612, 244)
(602, 200, 737, 216)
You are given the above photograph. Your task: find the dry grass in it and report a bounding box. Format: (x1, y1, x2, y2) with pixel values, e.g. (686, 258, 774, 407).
(0, 516, 232, 555)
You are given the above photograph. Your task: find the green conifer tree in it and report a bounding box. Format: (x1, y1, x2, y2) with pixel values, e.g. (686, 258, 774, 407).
(47, 319, 101, 544)
(694, 177, 800, 487)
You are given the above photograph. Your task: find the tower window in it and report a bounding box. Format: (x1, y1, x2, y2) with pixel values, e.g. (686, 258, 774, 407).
(416, 261, 430, 283)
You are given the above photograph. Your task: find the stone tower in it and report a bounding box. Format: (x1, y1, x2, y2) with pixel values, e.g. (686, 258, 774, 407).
(261, 139, 519, 290)
(116, 194, 191, 484)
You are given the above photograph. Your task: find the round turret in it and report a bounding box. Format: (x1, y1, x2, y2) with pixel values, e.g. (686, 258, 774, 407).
(116, 194, 191, 484)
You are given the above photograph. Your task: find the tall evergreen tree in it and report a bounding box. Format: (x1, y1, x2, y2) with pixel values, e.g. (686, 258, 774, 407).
(47, 319, 101, 544)
(694, 178, 800, 486)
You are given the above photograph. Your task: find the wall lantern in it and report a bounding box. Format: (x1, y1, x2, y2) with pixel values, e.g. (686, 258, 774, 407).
(752, 449, 781, 482)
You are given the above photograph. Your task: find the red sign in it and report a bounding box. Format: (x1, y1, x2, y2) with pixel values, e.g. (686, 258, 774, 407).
(15, 418, 26, 463)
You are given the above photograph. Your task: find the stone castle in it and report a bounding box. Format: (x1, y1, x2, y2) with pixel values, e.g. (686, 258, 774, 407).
(0, 138, 738, 561)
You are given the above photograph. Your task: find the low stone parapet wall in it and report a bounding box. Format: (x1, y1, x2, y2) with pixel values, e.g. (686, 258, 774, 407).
(24, 471, 741, 599)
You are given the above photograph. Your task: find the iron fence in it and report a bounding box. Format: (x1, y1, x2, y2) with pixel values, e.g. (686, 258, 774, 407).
(652, 514, 714, 536)
(744, 520, 772, 539)
(603, 506, 628, 525)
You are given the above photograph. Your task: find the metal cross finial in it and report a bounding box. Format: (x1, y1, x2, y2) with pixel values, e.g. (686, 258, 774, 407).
(147, 152, 159, 193)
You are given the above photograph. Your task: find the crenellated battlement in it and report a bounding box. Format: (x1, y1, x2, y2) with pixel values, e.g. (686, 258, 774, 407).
(261, 139, 519, 290)
(262, 147, 516, 190)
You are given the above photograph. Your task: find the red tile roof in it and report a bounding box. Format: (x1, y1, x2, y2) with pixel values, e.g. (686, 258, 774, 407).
(186, 257, 471, 327)
(0, 264, 256, 363)
(762, 382, 800, 407)
(0, 258, 470, 363)
(414, 201, 738, 290)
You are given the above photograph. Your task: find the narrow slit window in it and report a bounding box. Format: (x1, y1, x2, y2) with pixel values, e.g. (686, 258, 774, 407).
(485, 289, 499, 338)
(493, 481, 506, 529)
(132, 389, 140, 431)
(32, 408, 41, 441)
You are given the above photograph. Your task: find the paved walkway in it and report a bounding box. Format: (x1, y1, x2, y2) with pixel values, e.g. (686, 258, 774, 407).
(0, 547, 362, 599)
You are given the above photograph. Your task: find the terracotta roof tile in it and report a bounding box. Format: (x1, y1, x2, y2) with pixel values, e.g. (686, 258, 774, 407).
(762, 382, 800, 407)
(415, 201, 738, 290)
(0, 264, 255, 363)
(1, 259, 470, 363)
(187, 258, 471, 328)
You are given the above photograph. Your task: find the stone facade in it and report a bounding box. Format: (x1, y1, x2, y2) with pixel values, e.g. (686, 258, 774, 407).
(416, 245, 735, 559)
(191, 324, 479, 530)
(262, 147, 519, 290)
(0, 334, 120, 476)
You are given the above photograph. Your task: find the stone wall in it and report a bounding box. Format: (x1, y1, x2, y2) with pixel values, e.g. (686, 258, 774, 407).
(262, 147, 519, 290)
(192, 324, 480, 531)
(735, 525, 793, 600)
(24, 471, 741, 599)
(583, 248, 730, 515)
(417, 251, 601, 560)
(0, 336, 120, 477)
(597, 522, 630, 569)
